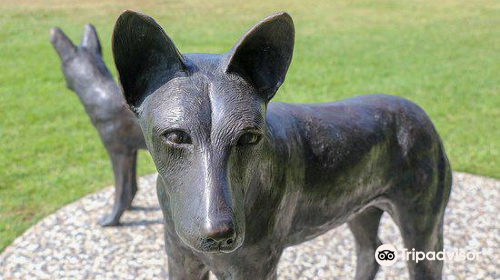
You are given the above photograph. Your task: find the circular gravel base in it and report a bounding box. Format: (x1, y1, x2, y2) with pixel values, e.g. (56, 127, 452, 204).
(1, 172, 498, 279)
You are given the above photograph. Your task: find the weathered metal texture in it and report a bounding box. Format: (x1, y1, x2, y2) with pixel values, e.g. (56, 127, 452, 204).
(112, 11, 452, 280)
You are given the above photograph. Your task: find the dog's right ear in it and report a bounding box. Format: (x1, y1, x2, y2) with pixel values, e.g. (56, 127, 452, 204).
(81, 24, 102, 55)
(112, 10, 186, 112)
(50, 27, 76, 62)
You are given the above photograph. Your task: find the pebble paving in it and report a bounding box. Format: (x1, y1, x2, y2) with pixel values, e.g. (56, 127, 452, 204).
(1, 172, 498, 279)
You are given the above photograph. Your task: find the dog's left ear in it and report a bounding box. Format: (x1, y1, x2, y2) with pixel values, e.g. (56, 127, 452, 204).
(50, 27, 76, 62)
(223, 12, 294, 101)
(81, 24, 102, 55)
(112, 10, 186, 113)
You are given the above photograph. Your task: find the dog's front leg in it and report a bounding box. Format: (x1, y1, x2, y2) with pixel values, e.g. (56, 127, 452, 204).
(98, 150, 138, 226)
(156, 178, 209, 280)
(162, 221, 209, 280)
(211, 263, 278, 280)
(209, 247, 281, 280)
(166, 248, 209, 280)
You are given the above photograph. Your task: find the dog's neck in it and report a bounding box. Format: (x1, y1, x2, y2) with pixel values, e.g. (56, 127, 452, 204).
(243, 107, 302, 229)
(72, 77, 125, 123)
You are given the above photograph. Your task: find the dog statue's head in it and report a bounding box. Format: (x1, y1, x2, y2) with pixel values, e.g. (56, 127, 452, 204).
(112, 11, 294, 253)
(50, 24, 111, 92)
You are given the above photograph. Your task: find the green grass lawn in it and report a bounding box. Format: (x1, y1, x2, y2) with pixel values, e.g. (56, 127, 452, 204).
(0, 0, 498, 251)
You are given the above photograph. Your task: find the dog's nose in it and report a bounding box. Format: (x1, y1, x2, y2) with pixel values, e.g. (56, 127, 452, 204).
(202, 219, 236, 250)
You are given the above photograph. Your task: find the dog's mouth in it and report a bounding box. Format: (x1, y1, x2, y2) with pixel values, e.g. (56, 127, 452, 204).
(200, 239, 238, 254)
(175, 229, 242, 254)
(181, 234, 242, 254)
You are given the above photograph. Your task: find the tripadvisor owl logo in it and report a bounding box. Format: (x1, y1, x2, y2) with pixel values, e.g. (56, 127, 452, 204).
(374, 244, 482, 266)
(375, 244, 398, 266)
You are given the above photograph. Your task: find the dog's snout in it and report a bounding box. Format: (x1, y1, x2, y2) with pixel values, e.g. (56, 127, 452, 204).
(201, 218, 236, 252)
(204, 218, 235, 242)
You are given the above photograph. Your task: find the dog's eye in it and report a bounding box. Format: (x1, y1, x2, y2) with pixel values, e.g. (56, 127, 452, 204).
(237, 132, 262, 146)
(163, 131, 192, 146)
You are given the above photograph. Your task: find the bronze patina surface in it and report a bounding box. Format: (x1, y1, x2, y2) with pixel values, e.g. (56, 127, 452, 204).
(112, 11, 452, 280)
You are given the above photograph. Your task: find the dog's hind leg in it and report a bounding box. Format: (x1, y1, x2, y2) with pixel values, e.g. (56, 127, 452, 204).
(99, 150, 138, 226)
(348, 206, 384, 280)
(127, 154, 138, 210)
(391, 202, 446, 280)
(390, 162, 452, 280)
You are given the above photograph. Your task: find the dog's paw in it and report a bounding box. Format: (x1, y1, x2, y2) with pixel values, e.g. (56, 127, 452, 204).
(98, 214, 121, 227)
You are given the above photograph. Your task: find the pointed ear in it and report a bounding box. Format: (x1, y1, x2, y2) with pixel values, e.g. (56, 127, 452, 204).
(50, 27, 76, 62)
(81, 24, 102, 55)
(223, 12, 294, 101)
(112, 10, 186, 112)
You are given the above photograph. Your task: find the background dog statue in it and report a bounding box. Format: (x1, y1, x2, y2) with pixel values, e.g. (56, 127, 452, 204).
(112, 10, 452, 280)
(50, 25, 147, 226)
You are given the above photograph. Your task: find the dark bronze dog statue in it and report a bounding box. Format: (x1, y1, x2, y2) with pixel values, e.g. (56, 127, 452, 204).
(112, 11, 452, 280)
(50, 25, 147, 226)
